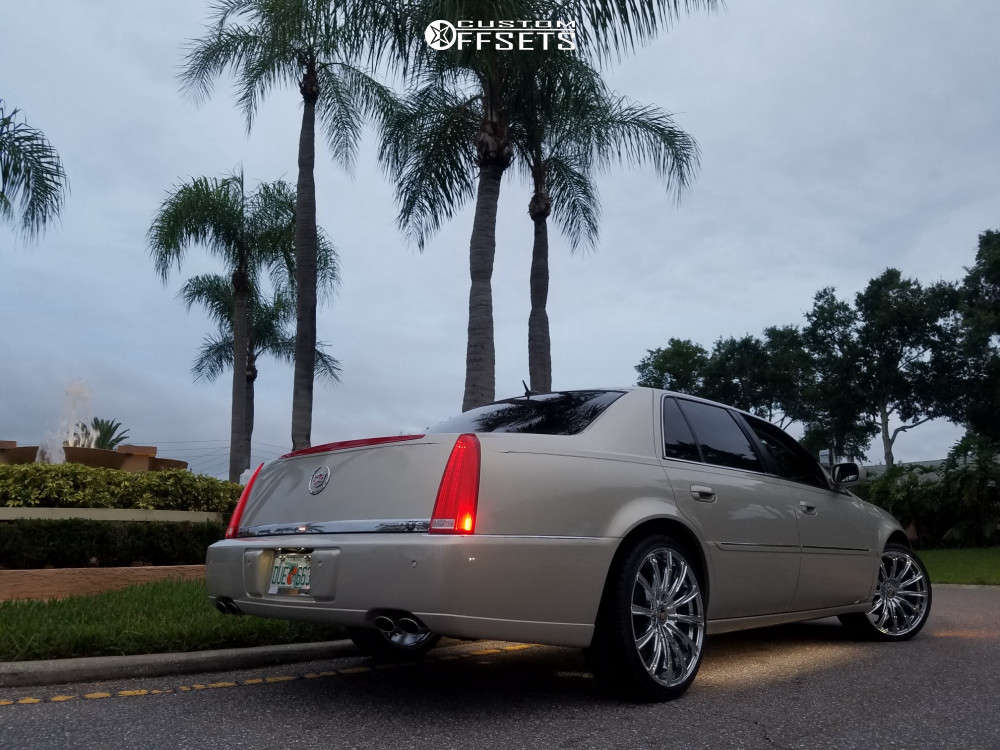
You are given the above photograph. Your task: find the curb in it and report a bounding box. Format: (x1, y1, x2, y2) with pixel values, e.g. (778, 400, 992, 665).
(0, 640, 356, 688)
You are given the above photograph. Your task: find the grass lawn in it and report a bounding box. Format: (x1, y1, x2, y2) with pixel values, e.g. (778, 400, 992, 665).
(919, 547, 1000, 585)
(0, 580, 345, 662)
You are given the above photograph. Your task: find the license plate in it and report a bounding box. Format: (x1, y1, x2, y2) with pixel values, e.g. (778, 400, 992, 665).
(267, 553, 312, 595)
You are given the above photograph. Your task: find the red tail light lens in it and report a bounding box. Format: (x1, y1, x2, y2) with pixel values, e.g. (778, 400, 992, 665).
(225, 462, 263, 539)
(280, 434, 424, 459)
(429, 434, 480, 534)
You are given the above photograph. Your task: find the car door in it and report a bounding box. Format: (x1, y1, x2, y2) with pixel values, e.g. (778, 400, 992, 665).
(658, 397, 801, 620)
(739, 414, 876, 610)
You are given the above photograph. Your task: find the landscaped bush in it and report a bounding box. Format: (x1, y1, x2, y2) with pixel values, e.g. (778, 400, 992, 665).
(858, 433, 1000, 547)
(0, 463, 241, 513)
(0, 518, 226, 568)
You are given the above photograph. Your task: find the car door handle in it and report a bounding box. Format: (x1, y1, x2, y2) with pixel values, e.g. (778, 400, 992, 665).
(690, 485, 716, 502)
(799, 501, 817, 516)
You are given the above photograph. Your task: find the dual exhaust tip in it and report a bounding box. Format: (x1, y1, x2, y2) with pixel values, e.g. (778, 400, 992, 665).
(373, 614, 426, 635)
(214, 597, 242, 616)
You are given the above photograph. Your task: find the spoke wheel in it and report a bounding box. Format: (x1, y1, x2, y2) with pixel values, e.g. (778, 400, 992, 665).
(839, 543, 932, 642)
(630, 548, 705, 688)
(865, 548, 930, 637)
(591, 534, 707, 701)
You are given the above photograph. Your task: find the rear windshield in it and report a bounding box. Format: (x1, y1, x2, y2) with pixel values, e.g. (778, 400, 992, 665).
(429, 390, 625, 435)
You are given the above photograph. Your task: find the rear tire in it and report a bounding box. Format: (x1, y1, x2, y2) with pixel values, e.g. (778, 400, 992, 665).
(839, 544, 932, 641)
(590, 534, 706, 702)
(348, 626, 440, 661)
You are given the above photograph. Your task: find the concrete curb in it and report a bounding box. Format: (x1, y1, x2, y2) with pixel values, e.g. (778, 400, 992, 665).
(0, 640, 356, 688)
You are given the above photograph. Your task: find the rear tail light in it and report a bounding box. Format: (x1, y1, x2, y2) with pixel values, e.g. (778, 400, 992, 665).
(225, 462, 263, 539)
(280, 434, 424, 459)
(429, 434, 480, 534)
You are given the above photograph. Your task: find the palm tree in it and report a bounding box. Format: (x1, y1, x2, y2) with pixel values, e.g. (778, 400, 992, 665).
(0, 99, 68, 239)
(181, 0, 394, 450)
(379, 0, 714, 409)
(148, 171, 305, 481)
(180, 265, 340, 453)
(510, 56, 698, 392)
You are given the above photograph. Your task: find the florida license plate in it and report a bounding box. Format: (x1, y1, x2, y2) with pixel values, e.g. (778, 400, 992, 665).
(268, 553, 312, 595)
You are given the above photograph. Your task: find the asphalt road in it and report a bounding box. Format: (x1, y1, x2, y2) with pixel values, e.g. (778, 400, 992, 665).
(2, 584, 998, 750)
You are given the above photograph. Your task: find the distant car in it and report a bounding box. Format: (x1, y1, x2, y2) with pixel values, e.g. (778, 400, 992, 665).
(206, 388, 931, 700)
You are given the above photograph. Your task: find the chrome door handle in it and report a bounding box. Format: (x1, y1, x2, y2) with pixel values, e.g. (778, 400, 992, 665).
(799, 501, 817, 516)
(690, 484, 716, 502)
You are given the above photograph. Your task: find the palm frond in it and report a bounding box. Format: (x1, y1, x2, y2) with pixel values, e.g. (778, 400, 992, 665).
(378, 82, 479, 249)
(193, 329, 234, 382)
(0, 101, 68, 239)
(179, 273, 234, 325)
(317, 61, 399, 171)
(545, 152, 601, 251)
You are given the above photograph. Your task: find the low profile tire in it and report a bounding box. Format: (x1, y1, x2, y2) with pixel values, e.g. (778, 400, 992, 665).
(348, 626, 440, 661)
(839, 544, 932, 641)
(591, 534, 707, 702)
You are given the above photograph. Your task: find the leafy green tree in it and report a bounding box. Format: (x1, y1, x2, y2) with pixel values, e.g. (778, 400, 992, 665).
(182, 0, 394, 450)
(802, 287, 877, 464)
(635, 338, 709, 393)
(181, 276, 340, 448)
(148, 171, 308, 481)
(381, 0, 715, 410)
(933, 230, 1000, 440)
(854, 268, 955, 466)
(0, 100, 67, 239)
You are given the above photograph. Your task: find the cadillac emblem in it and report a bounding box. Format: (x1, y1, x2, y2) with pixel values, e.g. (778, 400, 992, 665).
(308, 465, 332, 495)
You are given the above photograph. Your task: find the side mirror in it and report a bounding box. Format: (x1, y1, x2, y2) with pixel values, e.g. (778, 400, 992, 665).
(832, 462, 863, 486)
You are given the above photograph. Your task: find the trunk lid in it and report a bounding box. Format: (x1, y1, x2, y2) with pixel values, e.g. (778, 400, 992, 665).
(237, 435, 456, 535)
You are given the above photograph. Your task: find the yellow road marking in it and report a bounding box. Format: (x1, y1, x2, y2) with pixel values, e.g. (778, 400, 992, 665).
(177, 686, 192, 691)
(50, 695, 76, 702)
(241, 678, 263, 685)
(339, 666, 371, 674)
(206, 681, 236, 689)
(83, 692, 110, 700)
(472, 648, 502, 655)
(16, 697, 41, 704)
(118, 689, 149, 697)
(265, 675, 296, 683)
(503, 644, 536, 651)
(0, 700, 12, 706)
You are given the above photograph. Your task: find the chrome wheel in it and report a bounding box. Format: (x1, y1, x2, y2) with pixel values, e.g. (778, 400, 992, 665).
(630, 547, 705, 688)
(866, 548, 929, 637)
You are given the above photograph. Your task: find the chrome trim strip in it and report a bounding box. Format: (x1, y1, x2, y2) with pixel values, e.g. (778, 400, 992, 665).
(803, 544, 870, 553)
(240, 519, 431, 537)
(718, 541, 799, 549)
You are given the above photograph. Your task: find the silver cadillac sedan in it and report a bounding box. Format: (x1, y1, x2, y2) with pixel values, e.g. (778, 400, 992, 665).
(206, 388, 931, 701)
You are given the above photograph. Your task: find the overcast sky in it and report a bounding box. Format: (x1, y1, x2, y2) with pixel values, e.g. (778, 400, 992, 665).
(2, 1, 997, 477)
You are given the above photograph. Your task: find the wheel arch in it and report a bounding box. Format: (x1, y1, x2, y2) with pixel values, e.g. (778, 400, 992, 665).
(885, 530, 910, 549)
(595, 516, 710, 629)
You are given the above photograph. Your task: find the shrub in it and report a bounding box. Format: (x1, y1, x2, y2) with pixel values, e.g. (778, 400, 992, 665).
(859, 433, 1000, 547)
(0, 518, 225, 569)
(0, 463, 241, 513)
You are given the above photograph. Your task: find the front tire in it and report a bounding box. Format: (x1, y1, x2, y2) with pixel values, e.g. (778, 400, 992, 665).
(839, 544, 932, 641)
(590, 534, 706, 701)
(348, 626, 440, 661)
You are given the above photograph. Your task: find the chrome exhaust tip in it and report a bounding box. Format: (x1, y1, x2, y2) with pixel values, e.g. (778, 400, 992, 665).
(226, 600, 243, 615)
(373, 615, 396, 633)
(214, 599, 229, 615)
(397, 617, 424, 635)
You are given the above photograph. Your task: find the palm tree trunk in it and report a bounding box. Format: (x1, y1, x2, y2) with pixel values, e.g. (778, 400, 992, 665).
(246, 348, 257, 465)
(528, 169, 552, 393)
(463, 162, 504, 411)
(291, 61, 319, 450)
(229, 267, 251, 482)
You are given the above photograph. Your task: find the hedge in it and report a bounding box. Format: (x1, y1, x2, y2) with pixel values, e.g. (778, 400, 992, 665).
(0, 463, 242, 514)
(0, 518, 225, 569)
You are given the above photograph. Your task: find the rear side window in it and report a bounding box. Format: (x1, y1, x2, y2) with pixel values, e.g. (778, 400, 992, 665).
(662, 398, 701, 462)
(428, 390, 625, 435)
(677, 400, 763, 472)
(745, 415, 829, 489)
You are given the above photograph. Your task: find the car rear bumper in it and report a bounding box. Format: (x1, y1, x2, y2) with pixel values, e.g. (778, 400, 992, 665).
(205, 533, 617, 648)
